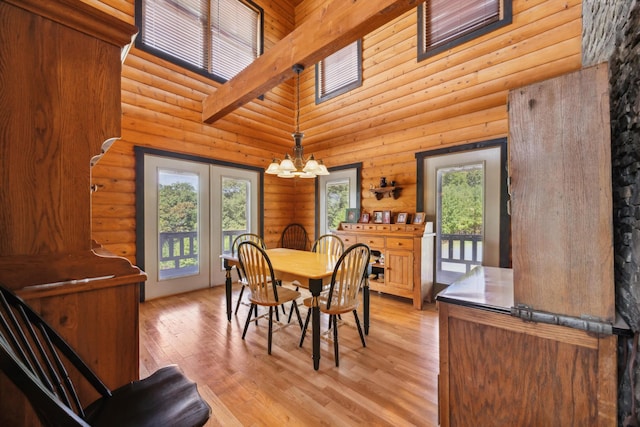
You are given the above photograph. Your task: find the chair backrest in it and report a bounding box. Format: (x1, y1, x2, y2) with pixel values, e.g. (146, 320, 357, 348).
(232, 233, 266, 281)
(312, 234, 344, 258)
(281, 223, 308, 250)
(231, 233, 266, 256)
(0, 286, 109, 426)
(237, 241, 281, 302)
(326, 243, 371, 311)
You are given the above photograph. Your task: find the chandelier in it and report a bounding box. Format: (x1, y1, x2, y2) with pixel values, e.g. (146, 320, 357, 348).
(265, 64, 329, 178)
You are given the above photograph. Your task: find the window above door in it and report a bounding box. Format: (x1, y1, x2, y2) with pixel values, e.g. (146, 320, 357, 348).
(417, 0, 512, 61)
(135, 0, 264, 83)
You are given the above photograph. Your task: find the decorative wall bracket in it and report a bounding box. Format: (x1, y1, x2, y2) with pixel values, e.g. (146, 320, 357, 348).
(370, 186, 400, 200)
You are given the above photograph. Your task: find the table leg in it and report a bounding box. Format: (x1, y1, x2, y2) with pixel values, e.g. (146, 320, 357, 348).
(224, 260, 232, 322)
(309, 278, 322, 370)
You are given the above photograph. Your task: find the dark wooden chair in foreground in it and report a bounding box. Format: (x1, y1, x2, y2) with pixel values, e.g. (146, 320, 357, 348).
(0, 285, 211, 427)
(299, 243, 371, 367)
(281, 223, 308, 250)
(237, 241, 303, 354)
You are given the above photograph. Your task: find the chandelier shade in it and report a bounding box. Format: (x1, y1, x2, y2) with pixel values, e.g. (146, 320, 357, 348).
(265, 64, 329, 178)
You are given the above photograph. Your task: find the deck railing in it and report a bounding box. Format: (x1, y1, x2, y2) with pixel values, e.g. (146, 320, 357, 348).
(159, 231, 198, 270)
(437, 233, 483, 284)
(159, 229, 248, 269)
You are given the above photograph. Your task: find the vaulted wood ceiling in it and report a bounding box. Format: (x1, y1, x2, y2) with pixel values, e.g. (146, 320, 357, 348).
(201, 0, 420, 123)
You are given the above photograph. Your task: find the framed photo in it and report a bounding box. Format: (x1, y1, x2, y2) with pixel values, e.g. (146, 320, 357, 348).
(345, 208, 360, 223)
(413, 212, 426, 224)
(373, 211, 384, 224)
(382, 210, 392, 224)
(359, 212, 370, 223)
(396, 212, 408, 224)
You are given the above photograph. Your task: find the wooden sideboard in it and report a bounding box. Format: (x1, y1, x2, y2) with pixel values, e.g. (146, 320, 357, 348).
(437, 267, 622, 426)
(0, 0, 142, 425)
(335, 222, 434, 309)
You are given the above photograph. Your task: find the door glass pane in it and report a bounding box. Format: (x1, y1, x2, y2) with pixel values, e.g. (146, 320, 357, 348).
(436, 163, 484, 285)
(157, 168, 200, 280)
(326, 180, 349, 232)
(221, 176, 250, 255)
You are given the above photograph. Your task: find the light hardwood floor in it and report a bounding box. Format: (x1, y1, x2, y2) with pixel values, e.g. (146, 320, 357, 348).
(139, 285, 440, 426)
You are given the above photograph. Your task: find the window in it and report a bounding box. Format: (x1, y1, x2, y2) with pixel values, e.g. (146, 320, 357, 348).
(416, 138, 510, 289)
(136, 0, 263, 83)
(417, 0, 512, 60)
(317, 164, 361, 236)
(316, 40, 362, 103)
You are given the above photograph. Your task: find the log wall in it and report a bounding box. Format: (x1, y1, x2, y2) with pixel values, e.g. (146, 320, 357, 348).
(88, 0, 582, 279)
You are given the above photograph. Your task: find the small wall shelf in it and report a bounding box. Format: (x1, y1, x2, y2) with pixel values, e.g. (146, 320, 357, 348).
(370, 186, 400, 200)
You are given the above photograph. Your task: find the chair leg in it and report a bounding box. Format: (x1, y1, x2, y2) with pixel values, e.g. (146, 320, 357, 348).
(353, 310, 366, 348)
(234, 284, 245, 315)
(242, 304, 255, 339)
(293, 300, 303, 329)
(286, 286, 300, 323)
(333, 314, 340, 367)
(299, 309, 311, 347)
(268, 306, 273, 355)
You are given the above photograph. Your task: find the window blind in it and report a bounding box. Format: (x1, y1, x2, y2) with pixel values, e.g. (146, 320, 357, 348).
(211, 0, 260, 80)
(139, 0, 261, 82)
(423, 0, 500, 50)
(318, 40, 361, 101)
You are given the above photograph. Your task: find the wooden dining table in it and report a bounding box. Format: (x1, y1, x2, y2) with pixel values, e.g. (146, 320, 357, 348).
(221, 248, 370, 370)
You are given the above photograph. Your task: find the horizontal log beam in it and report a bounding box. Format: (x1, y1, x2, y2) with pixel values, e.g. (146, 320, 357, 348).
(202, 0, 420, 123)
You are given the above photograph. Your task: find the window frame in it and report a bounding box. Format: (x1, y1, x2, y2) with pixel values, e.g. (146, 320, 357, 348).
(315, 40, 363, 104)
(417, 0, 512, 61)
(315, 163, 362, 237)
(135, 0, 264, 84)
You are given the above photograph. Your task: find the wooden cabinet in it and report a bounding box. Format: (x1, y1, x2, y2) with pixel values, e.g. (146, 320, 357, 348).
(437, 65, 620, 425)
(0, 0, 142, 425)
(336, 222, 434, 308)
(437, 267, 620, 426)
(509, 63, 614, 322)
(385, 247, 413, 292)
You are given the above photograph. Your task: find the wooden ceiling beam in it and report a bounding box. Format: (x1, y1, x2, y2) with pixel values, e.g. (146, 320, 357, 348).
(202, 0, 420, 124)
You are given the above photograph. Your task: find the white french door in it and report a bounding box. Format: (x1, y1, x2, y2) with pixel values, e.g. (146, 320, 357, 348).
(423, 146, 502, 286)
(210, 165, 259, 285)
(143, 155, 258, 300)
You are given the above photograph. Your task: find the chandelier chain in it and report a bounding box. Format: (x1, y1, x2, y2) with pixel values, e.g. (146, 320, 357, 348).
(295, 67, 300, 134)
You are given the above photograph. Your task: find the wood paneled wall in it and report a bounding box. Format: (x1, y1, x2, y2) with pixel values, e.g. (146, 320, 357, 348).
(296, 0, 581, 217)
(89, 0, 582, 279)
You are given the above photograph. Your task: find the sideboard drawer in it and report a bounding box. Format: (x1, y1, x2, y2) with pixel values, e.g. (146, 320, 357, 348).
(340, 234, 357, 246)
(386, 237, 413, 249)
(357, 235, 385, 249)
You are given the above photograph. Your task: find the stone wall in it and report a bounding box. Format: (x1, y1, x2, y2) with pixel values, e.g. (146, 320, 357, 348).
(588, 0, 640, 424)
(582, 0, 634, 67)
